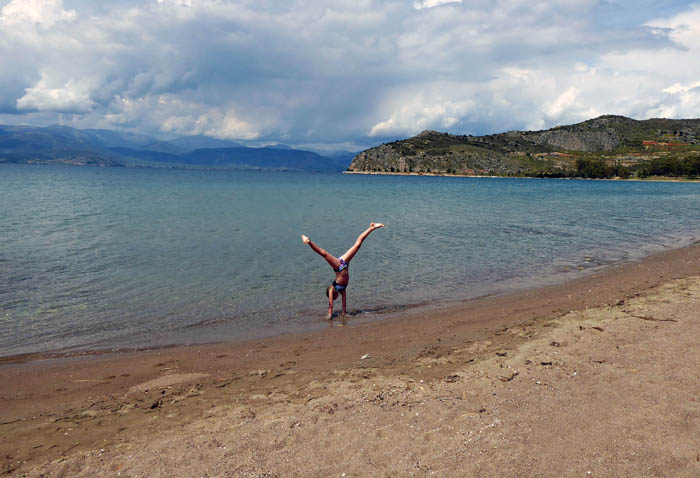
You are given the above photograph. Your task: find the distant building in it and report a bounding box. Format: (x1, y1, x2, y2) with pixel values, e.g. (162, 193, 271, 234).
(642, 140, 685, 150)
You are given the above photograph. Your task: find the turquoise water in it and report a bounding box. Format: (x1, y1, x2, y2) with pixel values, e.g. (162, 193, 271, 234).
(1, 163, 699, 357)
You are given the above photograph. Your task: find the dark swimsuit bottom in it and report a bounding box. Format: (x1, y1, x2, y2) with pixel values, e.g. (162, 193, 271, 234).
(332, 280, 347, 292)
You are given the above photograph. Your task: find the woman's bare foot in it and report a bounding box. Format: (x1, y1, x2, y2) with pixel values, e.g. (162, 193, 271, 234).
(301, 234, 310, 244)
(326, 312, 333, 320)
(370, 223, 384, 229)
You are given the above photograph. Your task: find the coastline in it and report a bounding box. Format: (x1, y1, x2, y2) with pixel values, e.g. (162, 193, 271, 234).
(343, 169, 700, 182)
(2, 242, 700, 476)
(3, 234, 697, 364)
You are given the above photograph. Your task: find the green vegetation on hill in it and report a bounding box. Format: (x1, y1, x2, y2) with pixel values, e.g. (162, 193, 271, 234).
(348, 115, 700, 179)
(638, 156, 700, 178)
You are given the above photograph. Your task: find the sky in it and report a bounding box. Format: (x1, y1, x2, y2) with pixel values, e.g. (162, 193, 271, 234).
(1, 0, 700, 152)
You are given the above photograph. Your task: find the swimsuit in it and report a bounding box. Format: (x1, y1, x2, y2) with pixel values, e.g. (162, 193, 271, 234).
(334, 258, 348, 272)
(332, 258, 348, 291)
(332, 280, 347, 292)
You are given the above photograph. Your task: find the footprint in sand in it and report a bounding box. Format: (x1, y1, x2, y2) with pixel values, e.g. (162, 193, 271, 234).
(128, 373, 209, 394)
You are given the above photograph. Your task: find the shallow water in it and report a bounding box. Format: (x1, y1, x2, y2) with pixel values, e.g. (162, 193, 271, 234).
(1, 164, 699, 356)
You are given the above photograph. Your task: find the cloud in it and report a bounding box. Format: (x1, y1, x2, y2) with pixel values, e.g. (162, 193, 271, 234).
(656, 80, 700, 118)
(545, 86, 581, 119)
(157, 0, 194, 6)
(647, 3, 700, 49)
(1, 0, 700, 149)
(16, 72, 95, 113)
(413, 0, 462, 10)
(663, 81, 700, 95)
(0, 0, 75, 28)
(369, 84, 475, 136)
(160, 103, 259, 140)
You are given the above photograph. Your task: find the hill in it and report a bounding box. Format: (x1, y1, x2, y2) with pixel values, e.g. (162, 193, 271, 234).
(0, 125, 348, 172)
(110, 146, 344, 172)
(348, 115, 700, 178)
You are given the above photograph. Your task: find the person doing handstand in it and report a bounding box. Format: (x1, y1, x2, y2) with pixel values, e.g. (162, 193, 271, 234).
(302, 222, 384, 319)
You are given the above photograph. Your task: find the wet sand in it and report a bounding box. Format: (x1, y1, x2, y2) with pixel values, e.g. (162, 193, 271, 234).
(2, 243, 699, 477)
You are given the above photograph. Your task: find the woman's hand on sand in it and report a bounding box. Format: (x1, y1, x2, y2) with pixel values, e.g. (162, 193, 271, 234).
(301, 234, 310, 244)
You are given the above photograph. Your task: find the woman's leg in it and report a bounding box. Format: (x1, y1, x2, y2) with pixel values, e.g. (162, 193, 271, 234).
(302, 235, 341, 270)
(339, 223, 384, 263)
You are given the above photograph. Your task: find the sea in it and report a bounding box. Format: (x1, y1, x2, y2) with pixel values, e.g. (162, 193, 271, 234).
(1, 163, 699, 357)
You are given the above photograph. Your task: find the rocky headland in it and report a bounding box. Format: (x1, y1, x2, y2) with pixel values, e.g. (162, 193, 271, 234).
(348, 115, 700, 178)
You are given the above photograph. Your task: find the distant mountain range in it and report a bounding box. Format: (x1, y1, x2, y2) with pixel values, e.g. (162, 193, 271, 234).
(348, 115, 700, 178)
(0, 124, 354, 172)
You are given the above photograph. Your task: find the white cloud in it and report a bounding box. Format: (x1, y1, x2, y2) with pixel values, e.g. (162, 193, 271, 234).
(646, 4, 700, 49)
(369, 86, 474, 136)
(157, 0, 194, 6)
(413, 0, 462, 10)
(574, 62, 589, 72)
(0, 0, 75, 28)
(545, 86, 581, 118)
(16, 72, 94, 112)
(502, 67, 531, 81)
(663, 81, 700, 95)
(203, 111, 259, 140)
(156, 95, 259, 139)
(656, 80, 700, 118)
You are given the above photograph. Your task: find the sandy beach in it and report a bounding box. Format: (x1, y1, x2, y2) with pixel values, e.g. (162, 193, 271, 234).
(2, 243, 699, 477)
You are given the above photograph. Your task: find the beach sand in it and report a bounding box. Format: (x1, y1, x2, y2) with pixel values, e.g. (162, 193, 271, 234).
(2, 244, 699, 477)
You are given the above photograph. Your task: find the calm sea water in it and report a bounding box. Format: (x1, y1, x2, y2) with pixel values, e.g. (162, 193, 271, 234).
(1, 164, 699, 357)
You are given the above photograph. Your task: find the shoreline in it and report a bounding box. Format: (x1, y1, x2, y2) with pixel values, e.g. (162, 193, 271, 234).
(3, 237, 697, 364)
(343, 169, 700, 182)
(2, 242, 700, 475)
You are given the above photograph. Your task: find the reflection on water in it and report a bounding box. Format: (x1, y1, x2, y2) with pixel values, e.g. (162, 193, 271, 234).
(1, 164, 699, 356)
